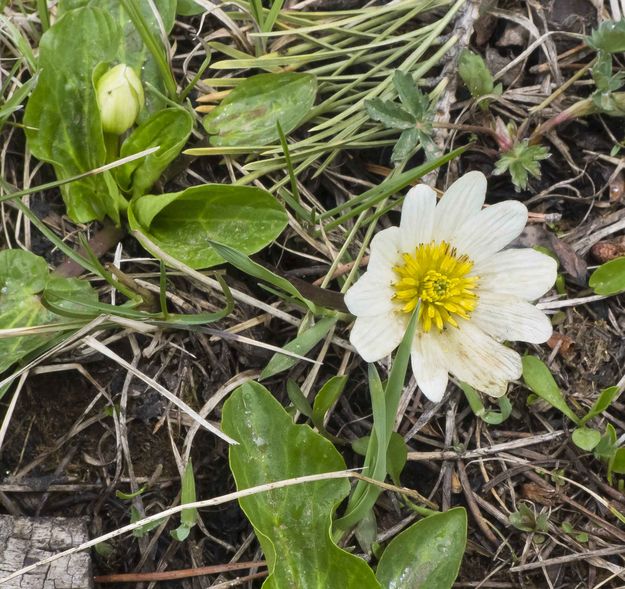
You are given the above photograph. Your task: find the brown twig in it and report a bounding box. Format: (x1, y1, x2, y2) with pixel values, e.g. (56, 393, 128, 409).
(94, 561, 266, 583)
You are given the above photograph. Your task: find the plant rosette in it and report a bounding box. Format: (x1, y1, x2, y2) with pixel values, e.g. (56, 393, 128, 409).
(344, 171, 557, 401)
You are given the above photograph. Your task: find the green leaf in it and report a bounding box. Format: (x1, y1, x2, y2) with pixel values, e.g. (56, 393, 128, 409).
(0, 250, 98, 374)
(24, 6, 123, 223)
(376, 509, 467, 589)
(572, 427, 602, 451)
(392, 129, 419, 164)
(509, 503, 541, 532)
(172, 459, 198, 540)
(207, 241, 314, 312)
(286, 379, 313, 418)
(458, 50, 496, 99)
(203, 72, 317, 148)
(611, 448, 625, 474)
(222, 381, 380, 589)
(337, 310, 418, 530)
(130, 506, 163, 538)
(176, 0, 204, 15)
(365, 97, 416, 130)
(460, 382, 512, 425)
(59, 0, 177, 116)
(355, 510, 377, 554)
(386, 432, 408, 486)
(582, 385, 620, 424)
(589, 257, 625, 295)
(494, 141, 550, 192)
(117, 108, 194, 197)
(260, 317, 337, 380)
(594, 423, 618, 460)
(588, 20, 625, 53)
(128, 184, 288, 269)
(522, 356, 580, 424)
(312, 375, 347, 429)
(393, 71, 430, 120)
(350, 433, 407, 485)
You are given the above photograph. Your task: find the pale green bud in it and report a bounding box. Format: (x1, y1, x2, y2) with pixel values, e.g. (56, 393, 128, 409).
(96, 64, 144, 135)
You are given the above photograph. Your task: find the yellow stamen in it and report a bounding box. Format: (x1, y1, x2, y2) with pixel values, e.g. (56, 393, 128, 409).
(392, 241, 479, 332)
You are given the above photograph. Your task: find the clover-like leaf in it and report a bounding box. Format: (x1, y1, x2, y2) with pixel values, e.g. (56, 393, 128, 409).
(494, 140, 550, 192)
(365, 97, 416, 130)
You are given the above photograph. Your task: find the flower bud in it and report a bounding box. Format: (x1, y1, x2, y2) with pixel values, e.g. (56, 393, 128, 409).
(96, 64, 144, 135)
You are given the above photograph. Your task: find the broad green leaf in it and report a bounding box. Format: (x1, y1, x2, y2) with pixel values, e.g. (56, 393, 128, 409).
(582, 385, 620, 424)
(572, 427, 602, 451)
(208, 241, 314, 312)
(24, 6, 123, 223)
(0, 250, 98, 374)
(203, 72, 317, 147)
(588, 20, 625, 53)
(260, 317, 337, 380)
(458, 50, 496, 98)
(312, 375, 347, 429)
(117, 108, 194, 197)
(128, 184, 288, 269)
(59, 0, 177, 117)
(222, 381, 380, 589)
(589, 257, 625, 295)
(365, 97, 416, 130)
(522, 356, 580, 424)
(376, 508, 467, 589)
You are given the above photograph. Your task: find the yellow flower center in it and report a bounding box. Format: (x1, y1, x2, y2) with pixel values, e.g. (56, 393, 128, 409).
(392, 241, 479, 332)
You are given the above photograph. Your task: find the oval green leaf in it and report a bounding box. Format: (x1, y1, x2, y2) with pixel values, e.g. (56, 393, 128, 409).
(24, 6, 123, 223)
(376, 508, 467, 589)
(0, 250, 98, 375)
(522, 356, 580, 424)
(203, 72, 317, 147)
(128, 184, 288, 269)
(572, 427, 602, 451)
(222, 381, 380, 589)
(589, 257, 625, 295)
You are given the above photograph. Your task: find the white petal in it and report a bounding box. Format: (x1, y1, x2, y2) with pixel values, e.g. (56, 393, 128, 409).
(411, 331, 448, 402)
(472, 292, 553, 344)
(344, 272, 394, 317)
(441, 321, 522, 397)
(367, 226, 402, 279)
(349, 313, 406, 362)
(473, 248, 557, 300)
(432, 171, 486, 241)
(451, 201, 528, 263)
(400, 184, 436, 252)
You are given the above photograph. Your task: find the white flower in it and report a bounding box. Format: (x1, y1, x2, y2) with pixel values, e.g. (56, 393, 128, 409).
(344, 171, 557, 402)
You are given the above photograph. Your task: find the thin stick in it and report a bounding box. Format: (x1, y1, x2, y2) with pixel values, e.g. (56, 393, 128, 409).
(407, 430, 565, 461)
(94, 561, 266, 583)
